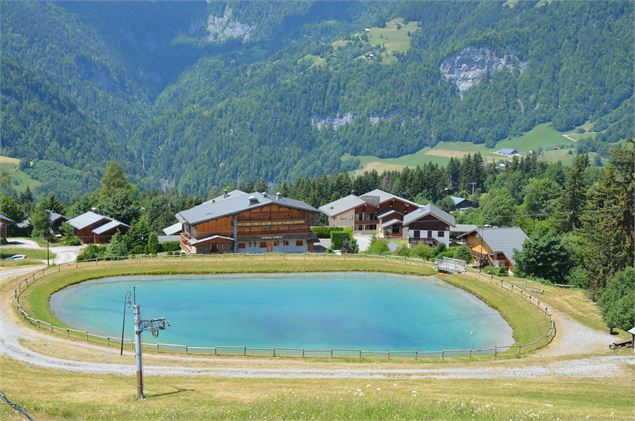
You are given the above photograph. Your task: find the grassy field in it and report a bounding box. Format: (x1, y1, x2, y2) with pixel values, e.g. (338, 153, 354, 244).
(331, 17, 420, 65)
(354, 124, 584, 173)
(504, 275, 629, 339)
(299, 54, 326, 68)
(367, 17, 419, 57)
(0, 155, 41, 192)
(0, 355, 632, 420)
(0, 248, 56, 267)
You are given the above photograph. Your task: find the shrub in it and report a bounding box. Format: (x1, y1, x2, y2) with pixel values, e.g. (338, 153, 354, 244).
(77, 244, 105, 261)
(433, 242, 447, 256)
(311, 226, 352, 238)
(395, 243, 411, 257)
(161, 241, 181, 252)
(453, 245, 473, 263)
(410, 243, 434, 260)
(367, 236, 389, 255)
(331, 231, 350, 250)
(483, 265, 507, 276)
(598, 267, 635, 331)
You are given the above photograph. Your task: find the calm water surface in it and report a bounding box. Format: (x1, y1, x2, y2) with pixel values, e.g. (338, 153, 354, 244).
(50, 272, 513, 351)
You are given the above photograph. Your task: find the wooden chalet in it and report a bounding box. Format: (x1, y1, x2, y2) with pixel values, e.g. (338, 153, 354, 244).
(460, 227, 528, 272)
(66, 211, 129, 244)
(402, 204, 456, 247)
(318, 189, 419, 238)
(0, 214, 15, 243)
(176, 192, 319, 254)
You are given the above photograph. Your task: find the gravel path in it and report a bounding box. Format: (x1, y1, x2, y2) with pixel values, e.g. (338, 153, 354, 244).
(538, 308, 615, 357)
(1, 267, 633, 380)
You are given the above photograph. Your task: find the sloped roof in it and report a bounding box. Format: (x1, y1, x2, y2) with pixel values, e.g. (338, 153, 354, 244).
(92, 220, 129, 235)
(450, 223, 478, 233)
(0, 214, 15, 224)
(499, 148, 518, 155)
(466, 227, 529, 265)
(318, 194, 366, 217)
(361, 189, 419, 207)
(450, 196, 467, 205)
(379, 218, 402, 228)
(187, 234, 234, 245)
(67, 211, 110, 230)
(403, 203, 456, 226)
(377, 209, 402, 220)
(162, 222, 182, 235)
(178, 192, 318, 225)
(203, 189, 248, 204)
(49, 211, 67, 222)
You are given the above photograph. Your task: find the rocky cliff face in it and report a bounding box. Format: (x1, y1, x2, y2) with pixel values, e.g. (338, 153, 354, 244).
(440, 46, 527, 93)
(206, 7, 254, 43)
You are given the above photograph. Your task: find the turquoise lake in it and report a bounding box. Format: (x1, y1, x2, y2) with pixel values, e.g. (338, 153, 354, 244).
(50, 272, 513, 351)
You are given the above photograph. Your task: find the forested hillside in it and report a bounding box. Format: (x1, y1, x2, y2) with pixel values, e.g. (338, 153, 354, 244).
(1, 0, 633, 197)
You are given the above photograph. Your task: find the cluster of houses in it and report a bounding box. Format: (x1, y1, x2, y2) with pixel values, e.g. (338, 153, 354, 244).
(1, 188, 528, 272)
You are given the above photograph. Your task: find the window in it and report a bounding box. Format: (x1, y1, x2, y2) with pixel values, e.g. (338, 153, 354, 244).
(296, 240, 303, 246)
(238, 243, 246, 249)
(274, 240, 279, 246)
(438, 231, 445, 237)
(413, 230, 420, 238)
(259, 242, 267, 248)
(283, 240, 289, 246)
(427, 230, 432, 239)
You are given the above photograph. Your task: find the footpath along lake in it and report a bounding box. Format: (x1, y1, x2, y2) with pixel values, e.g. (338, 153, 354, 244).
(50, 272, 513, 352)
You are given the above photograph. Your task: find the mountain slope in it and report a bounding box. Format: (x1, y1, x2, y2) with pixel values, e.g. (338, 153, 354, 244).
(1, 0, 633, 197)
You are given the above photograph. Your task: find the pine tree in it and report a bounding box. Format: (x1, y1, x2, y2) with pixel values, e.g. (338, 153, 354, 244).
(30, 196, 51, 238)
(580, 147, 634, 297)
(556, 154, 589, 232)
(98, 161, 132, 205)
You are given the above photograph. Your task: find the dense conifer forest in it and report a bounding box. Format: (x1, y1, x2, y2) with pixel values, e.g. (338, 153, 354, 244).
(1, 0, 633, 196)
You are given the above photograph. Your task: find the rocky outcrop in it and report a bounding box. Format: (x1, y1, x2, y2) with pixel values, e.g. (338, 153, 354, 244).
(206, 7, 254, 43)
(440, 46, 526, 93)
(312, 113, 353, 130)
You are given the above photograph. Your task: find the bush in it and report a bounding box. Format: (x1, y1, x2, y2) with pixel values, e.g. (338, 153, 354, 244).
(63, 236, 81, 246)
(367, 236, 389, 255)
(433, 242, 447, 256)
(311, 226, 352, 238)
(161, 241, 181, 252)
(331, 231, 350, 250)
(410, 243, 435, 260)
(77, 244, 105, 261)
(598, 267, 634, 331)
(483, 265, 507, 276)
(453, 245, 473, 263)
(565, 266, 590, 289)
(395, 243, 411, 257)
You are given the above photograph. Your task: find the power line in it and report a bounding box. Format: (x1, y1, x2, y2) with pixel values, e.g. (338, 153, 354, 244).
(0, 390, 35, 421)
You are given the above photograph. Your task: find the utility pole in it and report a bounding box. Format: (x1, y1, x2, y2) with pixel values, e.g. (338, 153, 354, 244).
(120, 288, 168, 400)
(133, 303, 144, 400)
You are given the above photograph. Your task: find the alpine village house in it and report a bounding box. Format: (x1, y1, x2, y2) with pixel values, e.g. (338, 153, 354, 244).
(176, 191, 319, 254)
(318, 189, 420, 238)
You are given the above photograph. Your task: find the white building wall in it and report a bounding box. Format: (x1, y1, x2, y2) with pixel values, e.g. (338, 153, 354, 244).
(408, 229, 450, 247)
(328, 209, 355, 228)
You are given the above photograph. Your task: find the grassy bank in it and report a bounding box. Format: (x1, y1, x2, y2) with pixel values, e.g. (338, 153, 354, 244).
(0, 355, 632, 421)
(0, 247, 56, 267)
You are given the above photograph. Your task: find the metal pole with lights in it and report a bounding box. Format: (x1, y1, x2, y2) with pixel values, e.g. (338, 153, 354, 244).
(120, 287, 168, 400)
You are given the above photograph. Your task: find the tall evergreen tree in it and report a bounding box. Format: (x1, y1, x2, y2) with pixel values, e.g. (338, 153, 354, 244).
(580, 146, 634, 297)
(556, 154, 589, 232)
(98, 161, 132, 205)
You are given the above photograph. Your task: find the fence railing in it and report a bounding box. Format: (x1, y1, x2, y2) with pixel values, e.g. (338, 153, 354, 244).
(10, 253, 556, 360)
